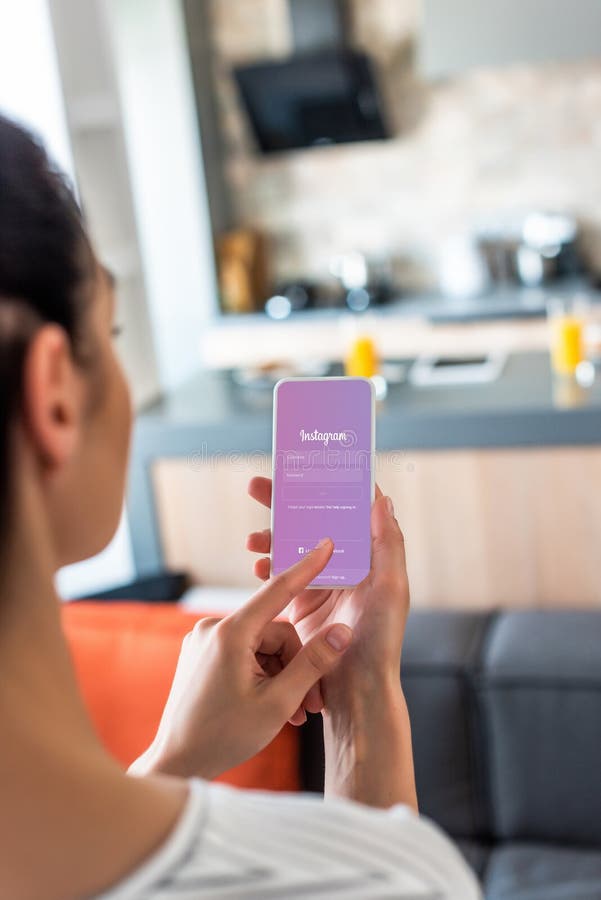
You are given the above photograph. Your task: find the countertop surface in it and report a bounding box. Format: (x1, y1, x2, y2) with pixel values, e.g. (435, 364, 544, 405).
(213, 280, 601, 326)
(136, 352, 601, 452)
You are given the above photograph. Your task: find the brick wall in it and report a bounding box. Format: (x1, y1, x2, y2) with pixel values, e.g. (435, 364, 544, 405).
(209, 0, 601, 290)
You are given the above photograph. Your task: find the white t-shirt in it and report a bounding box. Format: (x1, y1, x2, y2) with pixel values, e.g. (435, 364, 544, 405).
(98, 779, 481, 899)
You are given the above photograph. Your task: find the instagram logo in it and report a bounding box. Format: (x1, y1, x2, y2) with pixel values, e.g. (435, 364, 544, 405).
(299, 428, 349, 446)
(339, 429, 358, 447)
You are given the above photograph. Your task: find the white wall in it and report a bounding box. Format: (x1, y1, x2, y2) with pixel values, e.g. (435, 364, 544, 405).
(106, 0, 219, 392)
(48, 0, 162, 410)
(0, 1, 135, 597)
(1, 0, 219, 594)
(0, 0, 73, 174)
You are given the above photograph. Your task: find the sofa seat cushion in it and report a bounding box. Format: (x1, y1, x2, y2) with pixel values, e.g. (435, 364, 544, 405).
(62, 602, 300, 792)
(456, 840, 490, 880)
(484, 843, 601, 900)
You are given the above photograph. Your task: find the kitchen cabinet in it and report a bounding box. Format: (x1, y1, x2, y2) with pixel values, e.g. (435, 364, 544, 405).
(421, 0, 601, 78)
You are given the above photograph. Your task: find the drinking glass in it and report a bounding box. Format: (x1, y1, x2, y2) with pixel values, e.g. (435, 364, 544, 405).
(547, 296, 587, 377)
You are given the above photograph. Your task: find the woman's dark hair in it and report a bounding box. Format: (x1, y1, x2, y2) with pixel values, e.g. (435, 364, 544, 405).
(0, 114, 94, 539)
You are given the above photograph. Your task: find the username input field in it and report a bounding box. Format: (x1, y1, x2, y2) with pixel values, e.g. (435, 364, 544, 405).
(283, 468, 363, 483)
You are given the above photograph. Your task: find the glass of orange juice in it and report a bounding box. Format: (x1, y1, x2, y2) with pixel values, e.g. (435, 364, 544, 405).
(547, 296, 588, 377)
(344, 335, 379, 378)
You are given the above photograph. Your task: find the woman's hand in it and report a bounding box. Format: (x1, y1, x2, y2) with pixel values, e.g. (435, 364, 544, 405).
(247, 477, 417, 811)
(129, 540, 353, 781)
(247, 477, 410, 700)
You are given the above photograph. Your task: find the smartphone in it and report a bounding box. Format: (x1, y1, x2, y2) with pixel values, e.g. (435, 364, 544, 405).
(271, 376, 375, 588)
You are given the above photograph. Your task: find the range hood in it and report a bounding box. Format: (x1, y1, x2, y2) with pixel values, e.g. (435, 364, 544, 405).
(233, 0, 389, 154)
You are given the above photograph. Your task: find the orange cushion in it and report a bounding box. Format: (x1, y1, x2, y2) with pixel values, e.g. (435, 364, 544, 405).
(61, 602, 300, 792)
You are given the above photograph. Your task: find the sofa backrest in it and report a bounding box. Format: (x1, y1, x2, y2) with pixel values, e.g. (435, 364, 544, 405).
(63, 602, 301, 793)
(64, 601, 601, 846)
(401, 610, 492, 839)
(302, 609, 601, 847)
(478, 610, 601, 846)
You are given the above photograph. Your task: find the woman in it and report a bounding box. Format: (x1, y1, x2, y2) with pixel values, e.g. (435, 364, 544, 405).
(0, 114, 479, 899)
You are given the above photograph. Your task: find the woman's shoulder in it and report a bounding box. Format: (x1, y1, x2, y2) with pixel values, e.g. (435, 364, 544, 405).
(98, 778, 480, 900)
(96, 779, 207, 899)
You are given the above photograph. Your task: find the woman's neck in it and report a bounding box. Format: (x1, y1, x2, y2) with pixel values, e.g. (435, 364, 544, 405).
(0, 452, 187, 900)
(0, 462, 100, 755)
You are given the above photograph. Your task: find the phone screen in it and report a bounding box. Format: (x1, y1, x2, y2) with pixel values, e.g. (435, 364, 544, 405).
(271, 377, 374, 588)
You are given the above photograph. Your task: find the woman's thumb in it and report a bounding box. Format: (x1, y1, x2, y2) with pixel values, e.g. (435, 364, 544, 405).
(271, 624, 353, 716)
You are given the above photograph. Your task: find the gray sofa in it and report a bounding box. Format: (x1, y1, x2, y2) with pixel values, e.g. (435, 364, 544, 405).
(300, 610, 601, 899)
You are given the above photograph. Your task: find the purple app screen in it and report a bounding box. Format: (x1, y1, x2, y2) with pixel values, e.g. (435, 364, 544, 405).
(272, 378, 373, 587)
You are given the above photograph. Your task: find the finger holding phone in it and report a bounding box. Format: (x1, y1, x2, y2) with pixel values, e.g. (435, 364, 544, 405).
(248, 475, 416, 811)
(130, 540, 352, 781)
(248, 477, 409, 703)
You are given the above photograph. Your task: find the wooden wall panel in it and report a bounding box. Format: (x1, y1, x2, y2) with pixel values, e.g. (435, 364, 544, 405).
(153, 448, 601, 608)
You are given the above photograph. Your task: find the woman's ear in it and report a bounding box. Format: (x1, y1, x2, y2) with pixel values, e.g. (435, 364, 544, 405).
(21, 324, 84, 471)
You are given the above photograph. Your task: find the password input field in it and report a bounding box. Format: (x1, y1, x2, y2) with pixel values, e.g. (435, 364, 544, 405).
(282, 484, 362, 501)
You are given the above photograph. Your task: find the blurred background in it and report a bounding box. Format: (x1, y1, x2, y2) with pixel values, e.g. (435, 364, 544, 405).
(4, 0, 601, 606)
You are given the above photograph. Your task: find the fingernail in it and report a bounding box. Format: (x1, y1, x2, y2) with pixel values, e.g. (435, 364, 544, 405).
(385, 496, 395, 517)
(315, 537, 332, 551)
(326, 624, 353, 651)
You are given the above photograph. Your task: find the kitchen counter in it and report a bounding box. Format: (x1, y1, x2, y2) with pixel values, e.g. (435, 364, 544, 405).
(129, 352, 601, 574)
(385, 281, 599, 323)
(199, 283, 601, 370)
